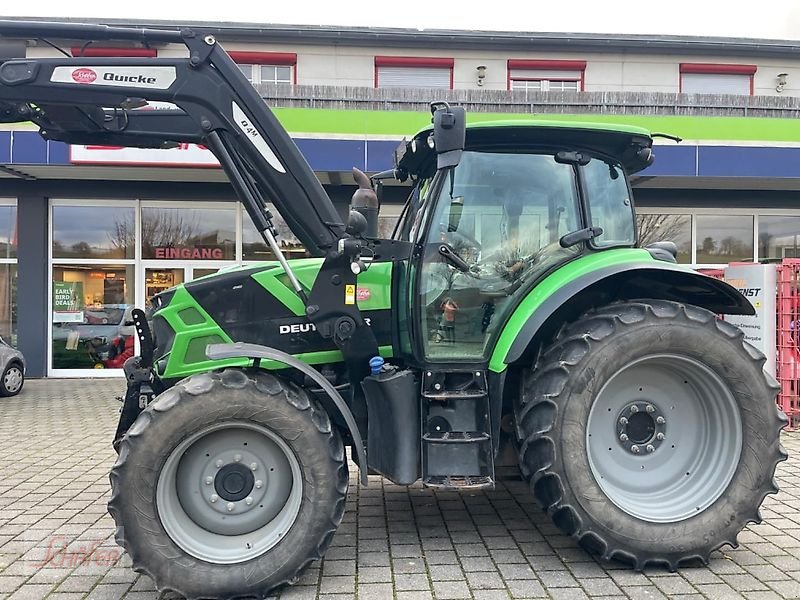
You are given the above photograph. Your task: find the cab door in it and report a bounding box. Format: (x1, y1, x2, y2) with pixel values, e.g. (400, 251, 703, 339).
(413, 150, 583, 362)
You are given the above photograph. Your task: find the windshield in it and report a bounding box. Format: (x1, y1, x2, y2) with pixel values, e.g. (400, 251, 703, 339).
(418, 151, 582, 359)
(583, 159, 636, 247)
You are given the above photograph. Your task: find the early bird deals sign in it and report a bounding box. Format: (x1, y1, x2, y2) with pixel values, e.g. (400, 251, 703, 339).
(723, 263, 777, 377)
(53, 281, 84, 323)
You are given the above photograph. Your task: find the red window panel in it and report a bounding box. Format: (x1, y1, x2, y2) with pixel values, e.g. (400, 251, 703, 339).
(679, 63, 757, 75)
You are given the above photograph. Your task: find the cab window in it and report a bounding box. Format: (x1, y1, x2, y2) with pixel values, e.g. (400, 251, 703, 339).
(418, 151, 581, 359)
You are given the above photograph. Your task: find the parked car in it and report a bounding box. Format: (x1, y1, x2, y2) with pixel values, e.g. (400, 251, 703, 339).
(0, 337, 24, 396)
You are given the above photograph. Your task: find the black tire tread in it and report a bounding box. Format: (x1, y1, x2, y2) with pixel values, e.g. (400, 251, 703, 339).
(108, 368, 348, 599)
(518, 299, 788, 570)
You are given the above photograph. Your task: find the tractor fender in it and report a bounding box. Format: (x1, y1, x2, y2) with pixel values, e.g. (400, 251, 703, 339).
(205, 342, 369, 486)
(499, 262, 753, 368)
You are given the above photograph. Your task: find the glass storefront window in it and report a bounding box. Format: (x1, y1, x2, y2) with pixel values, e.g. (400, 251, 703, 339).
(696, 215, 754, 264)
(142, 207, 235, 260)
(51, 265, 135, 370)
(0, 206, 17, 259)
(145, 268, 185, 306)
(0, 264, 17, 344)
(637, 213, 692, 264)
(0, 202, 17, 346)
(758, 215, 800, 260)
(242, 208, 309, 261)
(52, 206, 135, 259)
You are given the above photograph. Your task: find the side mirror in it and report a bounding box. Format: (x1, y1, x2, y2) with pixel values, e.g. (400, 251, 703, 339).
(431, 102, 466, 170)
(448, 196, 464, 232)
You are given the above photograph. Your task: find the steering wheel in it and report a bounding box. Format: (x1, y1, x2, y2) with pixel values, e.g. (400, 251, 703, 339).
(446, 225, 482, 251)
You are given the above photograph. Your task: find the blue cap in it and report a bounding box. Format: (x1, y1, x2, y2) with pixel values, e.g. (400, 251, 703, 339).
(369, 356, 385, 375)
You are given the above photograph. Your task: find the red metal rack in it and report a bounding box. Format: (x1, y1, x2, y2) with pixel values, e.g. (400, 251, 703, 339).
(775, 260, 800, 429)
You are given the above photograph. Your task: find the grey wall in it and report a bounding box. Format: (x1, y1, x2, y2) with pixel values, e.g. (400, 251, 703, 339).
(17, 195, 48, 377)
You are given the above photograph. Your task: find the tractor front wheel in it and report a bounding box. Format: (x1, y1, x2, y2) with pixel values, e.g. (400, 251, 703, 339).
(518, 300, 787, 569)
(108, 368, 348, 598)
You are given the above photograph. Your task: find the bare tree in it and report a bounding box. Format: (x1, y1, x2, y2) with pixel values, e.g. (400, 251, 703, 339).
(141, 211, 202, 255)
(109, 210, 203, 257)
(636, 214, 689, 247)
(718, 236, 746, 258)
(110, 215, 135, 256)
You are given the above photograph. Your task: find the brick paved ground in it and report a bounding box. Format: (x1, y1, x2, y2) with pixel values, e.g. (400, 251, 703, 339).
(1, 379, 799, 600)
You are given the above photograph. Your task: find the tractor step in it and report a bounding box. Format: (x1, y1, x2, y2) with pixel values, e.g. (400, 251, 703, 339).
(422, 431, 490, 443)
(423, 475, 495, 490)
(421, 368, 495, 486)
(423, 390, 486, 401)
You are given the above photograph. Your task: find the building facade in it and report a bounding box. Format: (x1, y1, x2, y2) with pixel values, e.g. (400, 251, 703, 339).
(3, 19, 800, 376)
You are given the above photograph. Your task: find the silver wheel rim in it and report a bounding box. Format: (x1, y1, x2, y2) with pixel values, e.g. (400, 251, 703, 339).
(156, 421, 303, 564)
(4, 366, 22, 393)
(587, 354, 742, 523)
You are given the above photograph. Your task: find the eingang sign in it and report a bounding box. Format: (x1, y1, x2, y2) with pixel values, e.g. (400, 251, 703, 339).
(153, 246, 224, 260)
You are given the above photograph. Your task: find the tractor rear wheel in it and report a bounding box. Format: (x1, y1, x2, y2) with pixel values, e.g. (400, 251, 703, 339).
(518, 300, 787, 569)
(108, 368, 348, 598)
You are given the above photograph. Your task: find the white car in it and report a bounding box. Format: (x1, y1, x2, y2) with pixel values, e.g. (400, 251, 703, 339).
(0, 337, 25, 396)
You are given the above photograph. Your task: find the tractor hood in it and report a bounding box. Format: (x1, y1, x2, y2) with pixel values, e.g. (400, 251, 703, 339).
(397, 119, 655, 178)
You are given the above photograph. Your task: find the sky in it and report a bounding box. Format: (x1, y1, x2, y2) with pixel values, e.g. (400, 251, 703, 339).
(3, 0, 800, 40)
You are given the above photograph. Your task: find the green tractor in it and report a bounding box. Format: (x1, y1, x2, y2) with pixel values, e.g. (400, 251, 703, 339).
(0, 20, 787, 599)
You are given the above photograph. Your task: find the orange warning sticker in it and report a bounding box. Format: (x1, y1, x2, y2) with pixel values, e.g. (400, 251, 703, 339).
(345, 284, 356, 305)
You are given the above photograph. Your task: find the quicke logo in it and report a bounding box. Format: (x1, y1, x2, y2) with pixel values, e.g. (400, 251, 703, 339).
(103, 72, 157, 84)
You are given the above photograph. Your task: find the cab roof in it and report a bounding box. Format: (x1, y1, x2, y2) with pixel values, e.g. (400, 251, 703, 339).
(397, 118, 655, 178)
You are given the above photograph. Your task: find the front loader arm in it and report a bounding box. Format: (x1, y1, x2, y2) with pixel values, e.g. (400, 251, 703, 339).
(0, 20, 382, 397)
(0, 20, 344, 254)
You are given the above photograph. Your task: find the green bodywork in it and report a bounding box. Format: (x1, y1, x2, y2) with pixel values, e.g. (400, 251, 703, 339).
(488, 248, 657, 372)
(155, 260, 394, 379)
(155, 285, 246, 378)
(417, 118, 652, 137)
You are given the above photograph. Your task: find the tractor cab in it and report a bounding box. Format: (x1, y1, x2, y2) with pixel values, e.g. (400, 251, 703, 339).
(392, 112, 655, 363)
